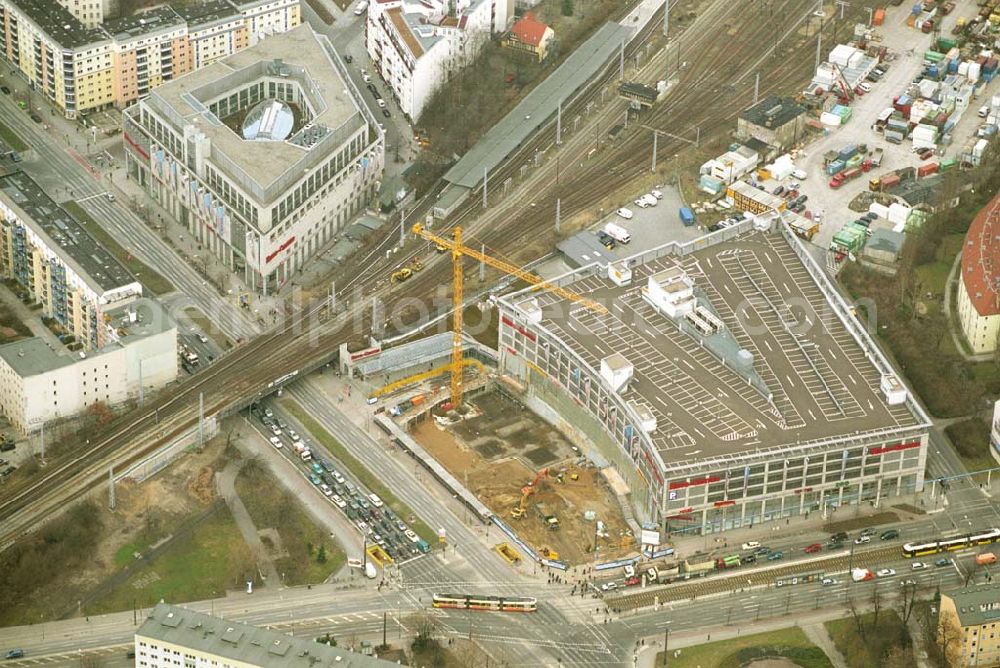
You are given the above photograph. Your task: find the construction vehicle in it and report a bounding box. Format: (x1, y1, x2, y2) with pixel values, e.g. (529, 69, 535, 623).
(540, 547, 559, 560)
(831, 63, 854, 105)
(411, 224, 606, 407)
(511, 468, 549, 519)
(535, 501, 560, 530)
(391, 267, 412, 283)
(410, 258, 424, 271)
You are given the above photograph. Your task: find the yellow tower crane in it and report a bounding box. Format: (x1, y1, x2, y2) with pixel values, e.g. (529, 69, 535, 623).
(411, 223, 607, 407)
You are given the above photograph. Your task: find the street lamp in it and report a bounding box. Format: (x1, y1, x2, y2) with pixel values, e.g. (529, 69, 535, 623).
(661, 622, 672, 667)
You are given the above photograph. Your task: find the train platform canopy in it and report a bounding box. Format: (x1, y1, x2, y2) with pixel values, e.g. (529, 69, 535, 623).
(443, 21, 634, 190)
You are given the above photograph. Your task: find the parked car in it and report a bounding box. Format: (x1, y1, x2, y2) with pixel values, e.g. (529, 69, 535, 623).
(855, 535, 871, 545)
(268, 436, 282, 448)
(911, 561, 926, 570)
(804, 543, 822, 554)
(596, 231, 617, 249)
(754, 546, 772, 555)
(858, 82, 873, 93)
(601, 582, 618, 592)
(859, 528, 877, 538)
(634, 197, 650, 209)
(0, 86, 10, 95)
(616, 207, 634, 220)
(5, 649, 24, 659)
(650, 189, 663, 199)
(742, 541, 761, 551)
(772, 185, 785, 196)
(880, 529, 900, 540)
(29, 112, 42, 123)
(767, 551, 784, 561)
(382, 108, 391, 118)
(830, 532, 849, 542)
(936, 558, 952, 567)
(821, 577, 838, 586)
(876, 568, 896, 578)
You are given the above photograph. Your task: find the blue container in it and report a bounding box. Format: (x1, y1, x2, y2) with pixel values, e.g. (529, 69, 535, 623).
(826, 160, 846, 175)
(912, 2, 922, 14)
(948, 59, 959, 74)
(928, 65, 940, 78)
(679, 207, 695, 226)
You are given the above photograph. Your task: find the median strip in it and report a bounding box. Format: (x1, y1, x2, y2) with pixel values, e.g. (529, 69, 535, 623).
(281, 399, 436, 544)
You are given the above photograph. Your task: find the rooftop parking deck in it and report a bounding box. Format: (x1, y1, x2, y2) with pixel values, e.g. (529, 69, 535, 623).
(526, 230, 921, 466)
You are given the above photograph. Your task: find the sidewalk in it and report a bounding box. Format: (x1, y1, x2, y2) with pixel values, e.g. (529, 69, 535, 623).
(634, 607, 857, 668)
(215, 459, 282, 588)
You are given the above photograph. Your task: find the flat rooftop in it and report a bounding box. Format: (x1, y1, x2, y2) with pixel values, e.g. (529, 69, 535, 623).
(145, 24, 364, 200)
(0, 172, 138, 295)
(138, 602, 397, 667)
(105, 7, 185, 41)
(0, 299, 172, 377)
(521, 230, 921, 467)
(7, 0, 109, 48)
(443, 20, 634, 189)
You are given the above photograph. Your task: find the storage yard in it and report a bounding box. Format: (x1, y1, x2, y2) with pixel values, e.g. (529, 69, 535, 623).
(410, 391, 632, 565)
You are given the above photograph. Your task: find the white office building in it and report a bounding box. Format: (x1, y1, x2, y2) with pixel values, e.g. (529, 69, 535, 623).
(123, 24, 384, 293)
(0, 299, 177, 435)
(365, 0, 511, 121)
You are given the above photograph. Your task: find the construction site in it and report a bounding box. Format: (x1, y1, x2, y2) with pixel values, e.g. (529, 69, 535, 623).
(409, 389, 633, 565)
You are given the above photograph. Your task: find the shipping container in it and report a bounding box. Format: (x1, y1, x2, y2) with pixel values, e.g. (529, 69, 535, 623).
(881, 173, 902, 190)
(940, 156, 957, 171)
(885, 129, 904, 144)
(839, 144, 859, 161)
(679, 207, 695, 226)
(917, 162, 940, 177)
(846, 154, 865, 169)
(826, 160, 847, 175)
(874, 7, 885, 24)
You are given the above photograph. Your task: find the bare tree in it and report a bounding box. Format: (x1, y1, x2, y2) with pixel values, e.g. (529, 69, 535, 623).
(410, 613, 438, 651)
(897, 581, 918, 625)
(936, 610, 964, 668)
(847, 595, 866, 641)
(884, 645, 915, 668)
(871, 586, 882, 631)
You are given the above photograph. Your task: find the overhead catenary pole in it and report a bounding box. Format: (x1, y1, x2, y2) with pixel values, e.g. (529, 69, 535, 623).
(479, 244, 486, 282)
(815, 30, 822, 70)
(109, 466, 116, 510)
(555, 198, 561, 233)
(556, 99, 562, 145)
(663, 0, 669, 36)
(482, 167, 488, 209)
(651, 130, 658, 172)
(619, 40, 625, 80)
(399, 208, 406, 248)
(753, 73, 760, 106)
(198, 392, 204, 446)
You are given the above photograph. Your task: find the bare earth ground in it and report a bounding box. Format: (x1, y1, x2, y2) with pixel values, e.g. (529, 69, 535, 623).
(411, 391, 631, 565)
(0, 428, 232, 625)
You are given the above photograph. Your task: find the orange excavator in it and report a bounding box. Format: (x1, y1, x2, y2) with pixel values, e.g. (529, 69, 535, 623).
(510, 468, 549, 519)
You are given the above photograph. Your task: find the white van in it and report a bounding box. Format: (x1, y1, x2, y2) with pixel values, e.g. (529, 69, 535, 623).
(979, 105, 990, 118)
(791, 169, 808, 180)
(615, 207, 634, 220)
(368, 493, 384, 508)
(354, 0, 368, 15)
(603, 222, 631, 244)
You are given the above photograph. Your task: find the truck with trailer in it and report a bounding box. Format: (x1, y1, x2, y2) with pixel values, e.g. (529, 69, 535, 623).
(870, 147, 884, 167)
(852, 568, 874, 582)
(682, 559, 716, 577)
(829, 167, 862, 188)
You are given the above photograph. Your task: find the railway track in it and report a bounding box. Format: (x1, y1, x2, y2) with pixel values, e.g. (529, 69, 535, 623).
(0, 0, 878, 550)
(605, 545, 901, 610)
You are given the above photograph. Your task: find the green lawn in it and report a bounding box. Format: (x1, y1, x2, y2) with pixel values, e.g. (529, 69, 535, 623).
(235, 464, 345, 585)
(657, 627, 833, 668)
(825, 610, 911, 668)
(945, 418, 999, 478)
(282, 400, 436, 544)
(0, 119, 28, 152)
(62, 202, 175, 295)
(184, 306, 234, 350)
(86, 507, 254, 614)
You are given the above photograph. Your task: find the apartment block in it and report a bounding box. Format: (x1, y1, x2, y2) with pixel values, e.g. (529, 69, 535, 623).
(0, 0, 300, 117)
(0, 171, 142, 351)
(365, 0, 511, 120)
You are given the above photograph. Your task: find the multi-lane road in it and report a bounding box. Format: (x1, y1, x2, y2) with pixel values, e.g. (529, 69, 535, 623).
(0, 82, 259, 342)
